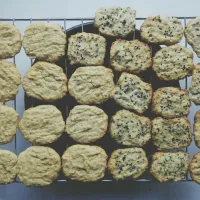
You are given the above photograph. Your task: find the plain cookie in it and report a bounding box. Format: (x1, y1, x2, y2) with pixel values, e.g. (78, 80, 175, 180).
(0, 22, 21, 59)
(68, 66, 115, 104)
(108, 148, 148, 180)
(152, 117, 192, 150)
(19, 105, 65, 145)
(110, 110, 151, 147)
(66, 105, 108, 143)
(0, 150, 17, 184)
(62, 145, 108, 182)
(94, 7, 136, 37)
(0, 105, 19, 144)
(0, 60, 21, 102)
(22, 61, 67, 102)
(140, 16, 183, 45)
(150, 151, 189, 182)
(17, 146, 61, 186)
(153, 45, 193, 81)
(110, 39, 152, 74)
(189, 64, 200, 104)
(23, 22, 66, 63)
(193, 111, 200, 148)
(190, 152, 200, 184)
(112, 72, 152, 114)
(67, 32, 106, 66)
(152, 87, 190, 118)
(185, 17, 200, 57)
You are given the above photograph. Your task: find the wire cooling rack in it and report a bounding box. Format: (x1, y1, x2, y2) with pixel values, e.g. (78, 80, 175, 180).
(0, 17, 199, 183)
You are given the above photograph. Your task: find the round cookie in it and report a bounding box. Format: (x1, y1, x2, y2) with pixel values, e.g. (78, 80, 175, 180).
(189, 64, 200, 105)
(194, 111, 200, 148)
(0, 60, 21, 102)
(185, 17, 200, 58)
(17, 146, 61, 186)
(111, 72, 152, 114)
(152, 117, 192, 150)
(23, 22, 66, 63)
(0, 150, 17, 184)
(19, 105, 65, 145)
(152, 45, 194, 81)
(152, 87, 191, 118)
(0, 22, 21, 59)
(150, 151, 189, 182)
(110, 40, 152, 74)
(68, 66, 115, 104)
(66, 105, 108, 143)
(62, 145, 108, 182)
(108, 148, 148, 180)
(22, 61, 67, 102)
(189, 152, 200, 184)
(140, 15, 183, 45)
(94, 7, 136, 38)
(110, 110, 151, 147)
(0, 105, 19, 144)
(67, 32, 106, 66)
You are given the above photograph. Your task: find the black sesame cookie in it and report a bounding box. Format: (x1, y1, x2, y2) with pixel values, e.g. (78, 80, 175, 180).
(140, 15, 183, 45)
(152, 45, 194, 81)
(111, 72, 152, 114)
(194, 111, 200, 149)
(189, 64, 200, 105)
(152, 87, 191, 119)
(185, 17, 200, 58)
(152, 117, 192, 150)
(110, 39, 152, 74)
(189, 152, 200, 184)
(94, 7, 136, 38)
(110, 110, 151, 147)
(67, 32, 106, 66)
(150, 151, 189, 182)
(108, 148, 148, 180)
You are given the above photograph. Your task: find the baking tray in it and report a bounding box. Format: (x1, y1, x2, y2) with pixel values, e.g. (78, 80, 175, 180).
(0, 17, 198, 183)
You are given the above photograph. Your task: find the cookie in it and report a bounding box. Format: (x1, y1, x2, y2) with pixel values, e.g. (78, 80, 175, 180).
(110, 40, 152, 74)
(189, 64, 200, 104)
(66, 105, 108, 143)
(150, 151, 189, 182)
(0, 105, 19, 144)
(140, 16, 183, 45)
(111, 72, 152, 114)
(94, 7, 136, 37)
(152, 87, 190, 118)
(17, 146, 61, 186)
(189, 152, 200, 184)
(0, 60, 21, 102)
(152, 117, 192, 150)
(23, 22, 66, 63)
(0, 150, 17, 184)
(110, 110, 151, 147)
(68, 66, 115, 104)
(62, 145, 108, 182)
(193, 111, 200, 148)
(22, 61, 67, 102)
(19, 105, 65, 145)
(0, 22, 21, 59)
(67, 32, 106, 66)
(185, 17, 200, 58)
(108, 148, 148, 180)
(152, 45, 193, 81)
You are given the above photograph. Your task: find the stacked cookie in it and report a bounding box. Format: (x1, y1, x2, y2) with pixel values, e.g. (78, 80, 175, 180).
(2, 7, 200, 185)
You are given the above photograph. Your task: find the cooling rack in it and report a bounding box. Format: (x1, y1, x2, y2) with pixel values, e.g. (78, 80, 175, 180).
(0, 17, 199, 183)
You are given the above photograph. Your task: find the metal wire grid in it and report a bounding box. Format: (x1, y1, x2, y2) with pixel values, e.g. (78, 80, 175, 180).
(0, 17, 196, 183)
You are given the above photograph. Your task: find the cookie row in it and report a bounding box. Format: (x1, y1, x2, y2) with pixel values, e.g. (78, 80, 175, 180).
(2, 147, 200, 185)
(1, 103, 197, 151)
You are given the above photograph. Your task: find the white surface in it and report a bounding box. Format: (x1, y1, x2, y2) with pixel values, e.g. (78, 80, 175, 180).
(1, 0, 200, 199)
